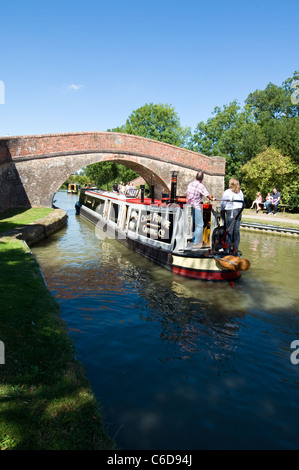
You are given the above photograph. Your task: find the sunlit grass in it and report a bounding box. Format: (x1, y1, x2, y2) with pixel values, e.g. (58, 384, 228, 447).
(0, 208, 54, 233)
(0, 237, 115, 450)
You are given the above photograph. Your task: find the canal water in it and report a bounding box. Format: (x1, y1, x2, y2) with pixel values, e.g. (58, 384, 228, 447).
(31, 191, 299, 450)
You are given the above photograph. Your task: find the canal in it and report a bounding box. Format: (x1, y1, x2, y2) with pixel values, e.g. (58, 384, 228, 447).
(31, 190, 299, 450)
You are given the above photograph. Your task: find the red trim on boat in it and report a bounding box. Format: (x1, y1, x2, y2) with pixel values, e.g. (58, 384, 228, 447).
(126, 197, 164, 205)
(172, 266, 241, 281)
(85, 191, 163, 205)
(84, 191, 214, 209)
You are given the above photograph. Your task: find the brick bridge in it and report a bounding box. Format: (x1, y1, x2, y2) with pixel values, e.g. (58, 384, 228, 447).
(0, 132, 225, 212)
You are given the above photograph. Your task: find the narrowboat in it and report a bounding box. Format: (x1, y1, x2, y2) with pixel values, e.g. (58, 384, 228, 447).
(68, 183, 81, 194)
(82, 183, 97, 190)
(75, 175, 250, 282)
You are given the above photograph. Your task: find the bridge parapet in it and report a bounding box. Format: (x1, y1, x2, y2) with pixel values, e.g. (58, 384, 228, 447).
(0, 132, 225, 212)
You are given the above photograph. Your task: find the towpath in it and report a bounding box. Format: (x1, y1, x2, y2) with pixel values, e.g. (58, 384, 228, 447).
(242, 210, 299, 226)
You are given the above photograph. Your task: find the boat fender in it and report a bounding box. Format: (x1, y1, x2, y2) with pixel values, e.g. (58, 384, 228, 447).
(215, 255, 239, 271)
(168, 253, 173, 265)
(75, 202, 82, 215)
(215, 255, 250, 272)
(102, 223, 107, 232)
(238, 258, 250, 271)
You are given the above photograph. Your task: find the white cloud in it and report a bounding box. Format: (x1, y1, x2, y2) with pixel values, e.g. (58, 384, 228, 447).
(67, 84, 84, 91)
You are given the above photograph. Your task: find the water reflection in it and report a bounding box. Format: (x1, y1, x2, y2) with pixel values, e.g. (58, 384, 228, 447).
(31, 191, 299, 449)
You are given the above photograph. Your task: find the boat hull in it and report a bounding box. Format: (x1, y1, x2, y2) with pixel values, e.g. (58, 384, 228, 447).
(171, 253, 241, 281)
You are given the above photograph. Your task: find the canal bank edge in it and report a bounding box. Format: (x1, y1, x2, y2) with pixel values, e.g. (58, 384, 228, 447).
(1, 209, 298, 244)
(0, 211, 116, 450)
(240, 222, 299, 237)
(0, 208, 67, 246)
(0, 237, 115, 450)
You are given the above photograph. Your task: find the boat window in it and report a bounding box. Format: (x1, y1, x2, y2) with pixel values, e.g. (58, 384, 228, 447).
(85, 196, 94, 209)
(121, 205, 129, 230)
(95, 198, 106, 216)
(109, 202, 119, 224)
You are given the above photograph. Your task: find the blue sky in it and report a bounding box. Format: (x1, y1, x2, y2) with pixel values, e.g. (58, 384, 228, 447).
(0, 0, 298, 137)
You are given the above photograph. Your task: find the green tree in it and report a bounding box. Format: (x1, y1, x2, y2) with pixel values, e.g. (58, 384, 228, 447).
(109, 103, 192, 148)
(282, 70, 299, 117)
(65, 175, 91, 186)
(115, 164, 139, 184)
(85, 161, 118, 189)
(240, 147, 299, 209)
(190, 101, 262, 183)
(245, 72, 299, 162)
(93, 102, 192, 187)
(78, 162, 138, 189)
(190, 73, 299, 187)
(245, 71, 299, 122)
(245, 82, 290, 123)
(259, 117, 299, 163)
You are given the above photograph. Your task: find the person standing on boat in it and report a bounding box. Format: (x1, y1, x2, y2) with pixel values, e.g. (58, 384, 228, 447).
(186, 170, 214, 248)
(221, 178, 244, 254)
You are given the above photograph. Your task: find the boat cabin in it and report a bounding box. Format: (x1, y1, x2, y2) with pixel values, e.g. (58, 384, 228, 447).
(75, 174, 250, 281)
(68, 183, 81, 194)
(77, 186, 217, 254)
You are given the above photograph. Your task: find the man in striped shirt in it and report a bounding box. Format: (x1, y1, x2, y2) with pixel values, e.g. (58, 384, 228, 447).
(186, 170, 214, 248)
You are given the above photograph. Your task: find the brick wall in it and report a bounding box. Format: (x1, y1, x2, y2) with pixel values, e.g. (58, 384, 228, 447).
(0, 132, 225, 211)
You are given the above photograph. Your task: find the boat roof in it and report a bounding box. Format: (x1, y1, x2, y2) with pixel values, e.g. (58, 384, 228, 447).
(84, 189, 170, 206)
(83, 189, 213, 209)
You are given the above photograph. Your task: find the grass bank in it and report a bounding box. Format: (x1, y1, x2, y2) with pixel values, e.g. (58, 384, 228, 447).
(0, 207, 54, 233)
(0, 209, 115, 450)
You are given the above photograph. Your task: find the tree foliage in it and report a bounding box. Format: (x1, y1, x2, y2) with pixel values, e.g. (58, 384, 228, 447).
(246, 71, 299, 122)
(110, 102, 192, 147)
(90, 103, 191, 187)
(84, 161, 118, 188)
(190, 101, 263, 184)
(190, 71, 299, 206)
(115, 164, 139, 184)
(83, 162, 139, 188)
(240, 147, 299, 208)
(82, 74, 299, 208)
(244, 71, 299, 163)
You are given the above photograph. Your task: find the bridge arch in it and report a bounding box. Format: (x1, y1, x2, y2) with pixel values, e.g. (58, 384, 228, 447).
(0, 132, 225, 211)
(51, 155, 170, 205)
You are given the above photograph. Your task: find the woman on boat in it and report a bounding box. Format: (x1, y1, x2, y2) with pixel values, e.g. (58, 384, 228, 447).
(221, 178, 244, 254)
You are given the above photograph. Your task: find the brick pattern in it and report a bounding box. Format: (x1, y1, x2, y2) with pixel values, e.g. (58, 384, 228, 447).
(0, 132, 225, 211)
(1, 132, 225, 174)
